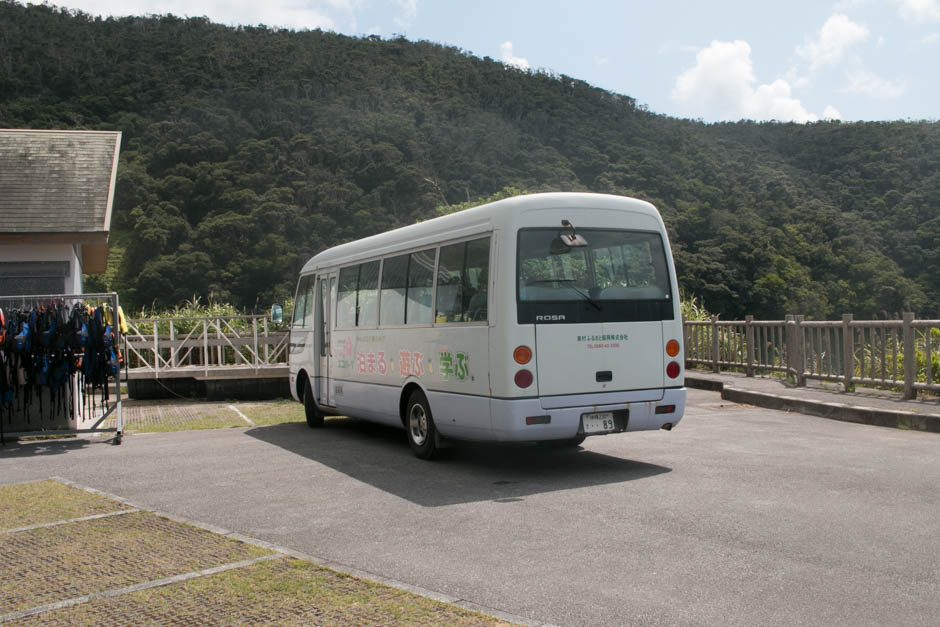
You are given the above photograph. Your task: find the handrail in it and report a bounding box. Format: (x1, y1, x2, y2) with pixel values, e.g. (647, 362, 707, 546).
(683, 313, 940, 399)
(124, 314, 289, 378)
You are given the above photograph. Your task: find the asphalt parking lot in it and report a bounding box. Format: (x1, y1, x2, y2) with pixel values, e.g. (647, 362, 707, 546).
(3, 388, 939, 626)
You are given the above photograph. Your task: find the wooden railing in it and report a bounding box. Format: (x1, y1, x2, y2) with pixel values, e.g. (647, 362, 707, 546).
(123, 315, 288, 378)
(684, 314, 940, 399)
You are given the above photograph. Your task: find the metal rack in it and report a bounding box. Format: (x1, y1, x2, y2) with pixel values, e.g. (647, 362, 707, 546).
(0, 292, 123, 445)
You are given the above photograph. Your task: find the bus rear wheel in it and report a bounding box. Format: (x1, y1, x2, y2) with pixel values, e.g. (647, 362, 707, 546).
(303, 380, 324, 428)
(406, 389, 437, 460)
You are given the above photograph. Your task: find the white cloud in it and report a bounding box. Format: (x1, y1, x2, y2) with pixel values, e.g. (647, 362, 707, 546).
(894, 0, 940, 21)
(921, 32, 940, 43)
(500, 41, 530, 70)
(393, 0, 417, 29)
(842, 70, 907, 98)
(823, 105, 843, 120)
(785, 67, 811, 89)
(797, 13, 869, 71)
(834, 0, 869, 9)
(745, 80, 818, 123)
(671, 40, 818, 122)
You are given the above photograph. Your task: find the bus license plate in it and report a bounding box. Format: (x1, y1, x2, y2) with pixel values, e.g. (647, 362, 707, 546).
(583, 412, 615, 434)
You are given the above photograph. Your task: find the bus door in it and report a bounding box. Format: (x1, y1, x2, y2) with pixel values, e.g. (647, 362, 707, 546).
(316, 272, 338, 407)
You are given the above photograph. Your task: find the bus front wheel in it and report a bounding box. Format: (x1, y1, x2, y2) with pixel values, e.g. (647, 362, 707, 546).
(303, 380, 324, 428)
(406, 390, 437, 460)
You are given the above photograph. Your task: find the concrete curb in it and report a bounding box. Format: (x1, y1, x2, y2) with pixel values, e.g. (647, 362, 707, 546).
(686, 377, 940, 433)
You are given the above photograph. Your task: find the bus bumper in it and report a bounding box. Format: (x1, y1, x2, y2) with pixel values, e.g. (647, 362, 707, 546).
(489, 388, 686, 442)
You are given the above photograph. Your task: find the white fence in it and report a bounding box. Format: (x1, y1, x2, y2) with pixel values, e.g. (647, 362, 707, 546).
(684, 314, 940, 399)
(123, 315, 288, 378)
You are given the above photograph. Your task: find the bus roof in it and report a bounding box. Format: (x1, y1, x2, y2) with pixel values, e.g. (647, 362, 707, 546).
(300, 192, 659, 273)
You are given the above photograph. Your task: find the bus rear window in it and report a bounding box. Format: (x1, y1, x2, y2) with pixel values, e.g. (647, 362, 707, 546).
(518, 229, 671, 303)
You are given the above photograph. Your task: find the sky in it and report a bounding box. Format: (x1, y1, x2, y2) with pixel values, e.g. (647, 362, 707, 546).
(43, 0, 940, 123)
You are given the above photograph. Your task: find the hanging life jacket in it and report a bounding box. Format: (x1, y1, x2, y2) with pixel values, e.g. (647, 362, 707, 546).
(14, 313, 32, 353)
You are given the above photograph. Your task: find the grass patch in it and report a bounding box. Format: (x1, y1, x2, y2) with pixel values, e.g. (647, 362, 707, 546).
(0, 480, 133, 531)
(2, 511, 274, 615)
(113, 399, 307, 433)
(2, 481, 513, 625)
(23, 557, 513, 625)
(115, 402, 246, 433)
(128, 414, 248, 433)
(236, 399, 305, 426)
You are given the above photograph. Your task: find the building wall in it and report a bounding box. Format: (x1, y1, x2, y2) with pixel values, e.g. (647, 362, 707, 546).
(0, 242, 83, 296)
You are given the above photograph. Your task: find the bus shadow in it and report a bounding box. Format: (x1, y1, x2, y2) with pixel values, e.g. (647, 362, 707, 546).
(245, 417, 671, 507)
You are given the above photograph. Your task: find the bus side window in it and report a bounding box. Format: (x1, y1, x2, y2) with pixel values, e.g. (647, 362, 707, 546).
(436, 243, 464, 322)
(292, 276, 311, 327)
(337, 266, 358, 328)
(435, 236, 490, 323)
(301, 277, 314, 328)
(380, 254, 408, 326)
(465, 237, 489, 321)
(406, 249, 435, 324)
(358, 261, 380, 327)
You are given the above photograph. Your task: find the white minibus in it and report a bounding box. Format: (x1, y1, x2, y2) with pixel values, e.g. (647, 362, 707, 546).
(288, 192, 685, 458)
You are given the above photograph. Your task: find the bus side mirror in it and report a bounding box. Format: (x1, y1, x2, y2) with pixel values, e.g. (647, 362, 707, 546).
(271, 304, 283, 324)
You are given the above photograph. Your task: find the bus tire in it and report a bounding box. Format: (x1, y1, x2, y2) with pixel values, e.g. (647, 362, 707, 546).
(406, 389, 437, 460)
(303, 381, 324, 428)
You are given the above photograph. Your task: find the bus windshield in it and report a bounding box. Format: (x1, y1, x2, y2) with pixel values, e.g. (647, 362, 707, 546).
(518, 228, 671, 303)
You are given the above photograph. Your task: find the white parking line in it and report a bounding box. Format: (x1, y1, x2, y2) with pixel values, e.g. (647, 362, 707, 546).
(226, 404, 256, 426)
(0, 554, 284, 623)
(1, 509, 139, 535)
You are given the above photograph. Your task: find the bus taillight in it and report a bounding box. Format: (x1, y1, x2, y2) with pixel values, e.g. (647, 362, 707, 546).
(666, 361, 680, 379)
(514, 369, 534, 388)
(513, 345, 532, 364)
(666, 339, 680, 357)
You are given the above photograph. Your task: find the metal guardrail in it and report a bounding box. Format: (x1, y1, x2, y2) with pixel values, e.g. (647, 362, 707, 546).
(684, 314, 940, 399)
(123, 315, 288, 379)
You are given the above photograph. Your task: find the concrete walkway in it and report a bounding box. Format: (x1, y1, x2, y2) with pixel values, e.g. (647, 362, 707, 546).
(686, 370, 940, 432)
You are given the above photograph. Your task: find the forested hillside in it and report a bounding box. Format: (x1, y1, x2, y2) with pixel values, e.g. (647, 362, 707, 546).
(1, 1, 937, 319)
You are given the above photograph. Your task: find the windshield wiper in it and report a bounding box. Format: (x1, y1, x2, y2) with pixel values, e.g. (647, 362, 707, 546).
(566, 284, 602, 310)
(527, 279, 602, 310)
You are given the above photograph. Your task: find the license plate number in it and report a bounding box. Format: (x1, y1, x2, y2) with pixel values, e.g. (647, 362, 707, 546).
(582, 412, 616, 434)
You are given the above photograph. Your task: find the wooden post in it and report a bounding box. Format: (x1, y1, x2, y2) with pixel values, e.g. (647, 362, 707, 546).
(253, 317, 259, 370)
(842, 314, 854, 392)
(152, 321, 159, 377)
(203, 320, 209, 376)
(216, 319, 222, 366)
(263, 317, 270, 365)
(795, 315, 806, 387)
(711, 315, 720, 373)
(903, 312, 916, 400)
(785, 315, 794, 383)
(169, 320, 176, 368)
(745, 315, 755, 377)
